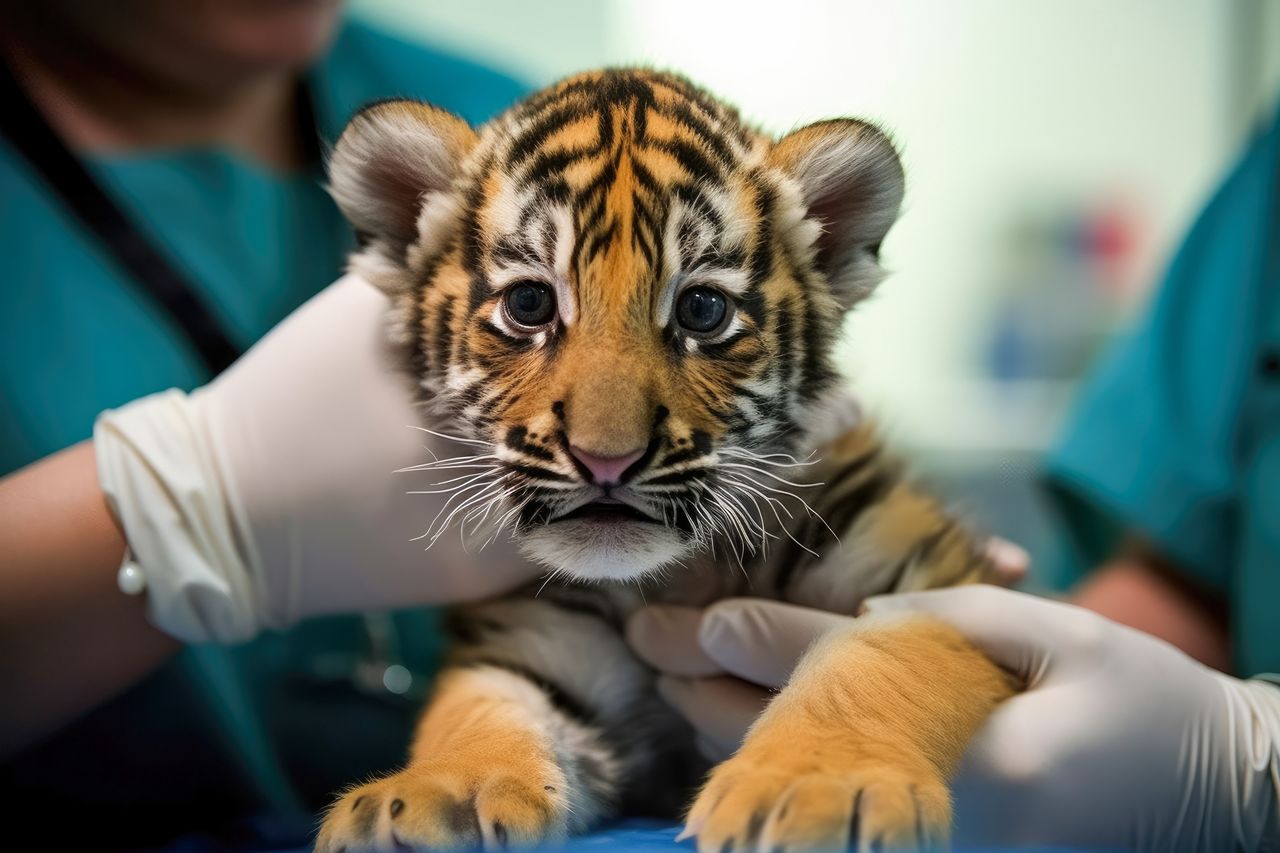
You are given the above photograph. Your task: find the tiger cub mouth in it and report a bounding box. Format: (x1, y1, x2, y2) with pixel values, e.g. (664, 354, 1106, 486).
(554, 500, 658, 525)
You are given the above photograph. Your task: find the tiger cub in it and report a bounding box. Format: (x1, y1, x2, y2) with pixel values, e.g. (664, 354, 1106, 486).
(317, 70, 1015, 852)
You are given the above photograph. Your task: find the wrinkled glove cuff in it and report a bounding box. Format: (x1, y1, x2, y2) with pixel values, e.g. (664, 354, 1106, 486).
(95, 389, 263, 644)
(1224, 676, 1280, 850)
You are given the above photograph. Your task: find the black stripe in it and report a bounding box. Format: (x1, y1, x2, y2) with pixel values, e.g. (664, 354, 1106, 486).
(432, 295, 456, 373)
(666, 101, 736, 167)
(631, 203, 659, 268)
(577, 191, 608, 238)
(699, 328, 754, 358)
(773, 296, 797, 409)
(820, 447, 883, 495)
(492, 235, 542, 267)
(581, 217, 618, 266)
(630, 157, 662, 196)
(913, 523, 954, 567)
(642, 468, 702, 487)
(477, 319, 533, 353)
(657, 446, 712, 468)
(507, 462, 574, 483)
(883, 524, 950, 593)
(507, 102, 589, 166)
(747, 175, 776, 287)
(536, 593, 620, 626)
(505, 425, 557, 462)
(671, 182, 725, 232)
(521, 144, 599, 188)
(459, 659, 598, 726)
(772, 465, 896, 596)
(824, 468, 895, 537)
(650, 137, 723, 183)
(771, 512, 825, 595)
(797, 288, 831, 401)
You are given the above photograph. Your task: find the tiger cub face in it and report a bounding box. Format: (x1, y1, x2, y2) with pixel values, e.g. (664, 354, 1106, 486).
(330, 70, 903, 581)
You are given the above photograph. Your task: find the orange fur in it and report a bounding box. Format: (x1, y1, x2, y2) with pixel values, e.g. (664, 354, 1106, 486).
(686, 616, 1017, 851)
(316, 667, 573, 852)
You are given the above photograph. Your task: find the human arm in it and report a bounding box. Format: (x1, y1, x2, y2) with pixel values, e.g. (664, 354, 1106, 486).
(1071, 544, 1231, 671)
(1, 275, 542, 755)
(0, 442, 178, 757)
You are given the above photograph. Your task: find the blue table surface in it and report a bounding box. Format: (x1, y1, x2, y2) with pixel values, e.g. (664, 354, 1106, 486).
(156, 818, 1092, 852)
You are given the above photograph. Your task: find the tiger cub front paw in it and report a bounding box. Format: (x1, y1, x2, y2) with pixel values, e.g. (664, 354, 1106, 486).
(316, 757, 570, 852)
(684, 744, 950, 853)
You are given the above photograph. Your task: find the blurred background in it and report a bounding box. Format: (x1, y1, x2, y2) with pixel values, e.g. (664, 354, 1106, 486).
(355, 0, 1280, 587)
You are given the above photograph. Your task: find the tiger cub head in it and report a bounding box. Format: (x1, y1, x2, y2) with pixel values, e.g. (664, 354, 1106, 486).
(329, 69, 903, 581)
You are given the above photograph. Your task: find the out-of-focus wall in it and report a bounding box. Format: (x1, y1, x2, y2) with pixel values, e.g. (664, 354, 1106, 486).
(350, 0, 611, 83)
(348, 0, 1279, 581)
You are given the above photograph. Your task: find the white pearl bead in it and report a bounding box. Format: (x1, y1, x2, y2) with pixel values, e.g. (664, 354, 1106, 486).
(382, 664, 412, 695)
(117, 562, 147, 596)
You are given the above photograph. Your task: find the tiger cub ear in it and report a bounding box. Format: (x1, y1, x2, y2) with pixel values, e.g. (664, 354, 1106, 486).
(769, 119, 904, 309)
(328, 99, 477, 265)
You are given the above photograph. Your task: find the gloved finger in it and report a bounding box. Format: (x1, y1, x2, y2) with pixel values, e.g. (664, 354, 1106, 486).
(626, 606, 723, 677)
(699, 598, 853, 689)
(981, 536, 1030, 587)
(860, 586, 1095, 683)
(656, 674, 772, 756)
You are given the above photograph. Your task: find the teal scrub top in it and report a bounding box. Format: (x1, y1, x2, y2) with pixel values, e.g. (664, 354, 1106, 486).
(0, 19, 525, 848)
(1046, 105, 1280, 678)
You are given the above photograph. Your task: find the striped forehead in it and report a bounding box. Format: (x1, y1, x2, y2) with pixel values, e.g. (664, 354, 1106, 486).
(475, 75, 765, 328)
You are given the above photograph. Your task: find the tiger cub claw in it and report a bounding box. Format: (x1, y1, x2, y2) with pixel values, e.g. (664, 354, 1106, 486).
(683, 752, 950, 853)
(316, 765, 569, 852)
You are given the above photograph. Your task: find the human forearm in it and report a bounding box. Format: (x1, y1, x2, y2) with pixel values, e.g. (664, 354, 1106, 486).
(1072, 550, 1231, 672)
(0, 441, 179, 756)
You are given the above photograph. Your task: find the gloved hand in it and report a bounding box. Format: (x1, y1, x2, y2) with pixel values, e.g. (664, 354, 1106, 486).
(626, 538, 1029, 761)
(628, 587, 1280, 851)
(94, 274, 540, 644)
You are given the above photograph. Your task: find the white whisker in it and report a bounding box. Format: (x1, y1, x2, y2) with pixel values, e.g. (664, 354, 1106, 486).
(718, 462, 823, 489)
(406, 425, 495, 448)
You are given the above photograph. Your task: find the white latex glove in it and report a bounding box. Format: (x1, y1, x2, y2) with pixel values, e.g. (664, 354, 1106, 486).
(629, 588, 1280, 851)
(626, 539, 1029, 761)
(94, 274, 539, 644)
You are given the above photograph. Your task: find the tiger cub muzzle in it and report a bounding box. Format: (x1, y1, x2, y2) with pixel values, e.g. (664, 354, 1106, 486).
(495, 398, 725, 581)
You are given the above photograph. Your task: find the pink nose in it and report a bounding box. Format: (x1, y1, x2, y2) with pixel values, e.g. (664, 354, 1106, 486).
(568, 445, 645, 485)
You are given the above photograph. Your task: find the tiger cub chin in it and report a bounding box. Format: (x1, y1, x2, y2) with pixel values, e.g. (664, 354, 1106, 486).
(317, 69, 1015, 852)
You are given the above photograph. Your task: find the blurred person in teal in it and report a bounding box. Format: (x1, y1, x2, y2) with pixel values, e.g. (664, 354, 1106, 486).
(629, 104, 1280, 850)
(1045, 104, 1280, 681)
(0, 1, 528, 847)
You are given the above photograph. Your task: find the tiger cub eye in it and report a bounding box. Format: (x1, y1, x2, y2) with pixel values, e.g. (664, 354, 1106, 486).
(504, 282, 556, 328)
(676, 286, 730, 335)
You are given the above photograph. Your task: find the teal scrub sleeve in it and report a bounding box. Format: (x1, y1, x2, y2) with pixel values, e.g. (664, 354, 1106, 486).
(1045, 111, 1280, 591)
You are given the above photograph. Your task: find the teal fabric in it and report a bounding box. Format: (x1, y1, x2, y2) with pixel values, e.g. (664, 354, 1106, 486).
(0, 19, 526, 848)
(1045, 106, 1280, 677)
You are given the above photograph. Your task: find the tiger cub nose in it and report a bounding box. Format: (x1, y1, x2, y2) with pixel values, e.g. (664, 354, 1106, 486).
(568, 445, 645, 485)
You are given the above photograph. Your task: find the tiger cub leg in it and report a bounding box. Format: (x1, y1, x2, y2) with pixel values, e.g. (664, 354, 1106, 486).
(316, 599, 640, 852)
(685, 613, 1015, 852)
(315, 665, 582, 851)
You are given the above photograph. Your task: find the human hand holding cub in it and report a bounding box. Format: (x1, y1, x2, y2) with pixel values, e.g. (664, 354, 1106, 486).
(628, 585, 1280, 850)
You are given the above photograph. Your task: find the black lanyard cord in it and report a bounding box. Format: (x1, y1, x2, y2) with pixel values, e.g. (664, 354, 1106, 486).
(0, 61, 315, 377)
